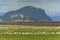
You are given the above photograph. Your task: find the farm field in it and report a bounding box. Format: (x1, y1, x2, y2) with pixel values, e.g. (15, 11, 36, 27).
(0, 25, 60, 40)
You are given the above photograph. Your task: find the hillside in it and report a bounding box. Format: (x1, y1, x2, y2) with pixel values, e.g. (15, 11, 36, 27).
(2, 6, 51, 22)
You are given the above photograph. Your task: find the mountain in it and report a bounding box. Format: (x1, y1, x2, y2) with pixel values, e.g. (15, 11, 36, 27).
(51, 16, 60, 21)
(0, 16, 2, 21)
(0, 12, 5, 16)
(2, 6, 52, 22)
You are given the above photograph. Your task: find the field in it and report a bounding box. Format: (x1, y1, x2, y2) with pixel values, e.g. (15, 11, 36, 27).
(0, 25, 60, 40)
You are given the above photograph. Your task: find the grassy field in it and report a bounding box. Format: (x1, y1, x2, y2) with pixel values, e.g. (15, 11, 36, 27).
(0, 25, 60, 40)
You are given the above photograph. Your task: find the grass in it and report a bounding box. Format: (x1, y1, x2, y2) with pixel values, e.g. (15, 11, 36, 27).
(0, 34, 60, 40)
(0, 25, 59, 40)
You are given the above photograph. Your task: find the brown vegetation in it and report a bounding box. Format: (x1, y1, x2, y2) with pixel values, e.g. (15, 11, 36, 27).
(0, 22, 60, 26)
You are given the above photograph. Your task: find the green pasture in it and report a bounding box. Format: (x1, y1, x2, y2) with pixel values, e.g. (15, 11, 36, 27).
(0, 25, 59, 40)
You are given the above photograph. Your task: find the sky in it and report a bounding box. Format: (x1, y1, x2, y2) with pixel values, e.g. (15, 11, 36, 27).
(0, 0, 60, 16)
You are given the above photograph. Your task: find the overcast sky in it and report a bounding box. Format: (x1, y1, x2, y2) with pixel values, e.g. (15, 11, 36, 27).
(0, 0, 60, 16)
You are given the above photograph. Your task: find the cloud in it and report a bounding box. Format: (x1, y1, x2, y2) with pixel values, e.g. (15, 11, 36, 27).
(0, 0, 60, 16)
